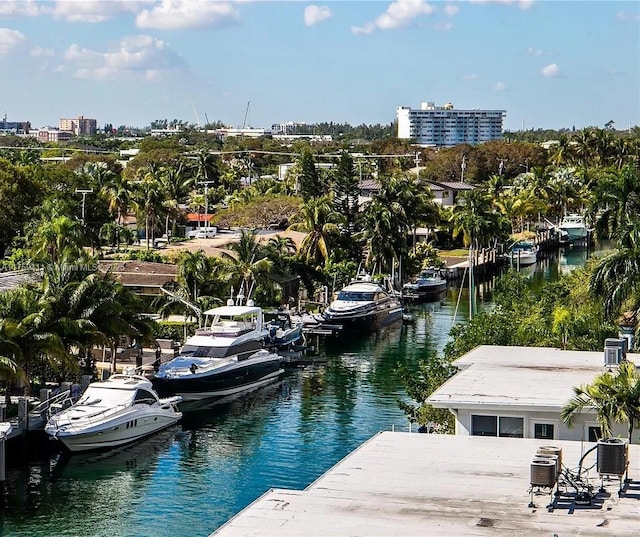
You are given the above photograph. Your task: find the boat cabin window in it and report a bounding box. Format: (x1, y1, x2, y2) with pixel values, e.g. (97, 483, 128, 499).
(337, 291, 375, 301)
(181, 341, 262, 359)
(134, 389, 158, 405)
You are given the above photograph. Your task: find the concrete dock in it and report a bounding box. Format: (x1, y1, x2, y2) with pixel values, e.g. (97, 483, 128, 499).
(211, 432, 640, 536)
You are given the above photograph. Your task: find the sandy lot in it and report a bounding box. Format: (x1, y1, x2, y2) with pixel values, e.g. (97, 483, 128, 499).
(160, 229, 307, 259)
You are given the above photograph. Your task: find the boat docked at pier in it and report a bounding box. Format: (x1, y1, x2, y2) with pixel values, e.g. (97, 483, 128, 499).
(402, 268, 447, 301)
(509, 240, 539, 267)
(44, 373, 182, 453)
(264, 310, 305, 351)
(558, 214, 590, 244)
(152, 301, 283, 402)
(322, 273, 403, 334)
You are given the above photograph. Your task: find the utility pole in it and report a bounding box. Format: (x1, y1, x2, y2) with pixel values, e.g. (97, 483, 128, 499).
(497, 158, 508, 176)
(198, 181, 216, 228)
(460, 155, 467, 182)
(414, 152, 421, 181)
(75, 188, 93, 225)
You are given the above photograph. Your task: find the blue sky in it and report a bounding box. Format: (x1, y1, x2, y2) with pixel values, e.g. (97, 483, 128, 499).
(0, 0, 638, 132)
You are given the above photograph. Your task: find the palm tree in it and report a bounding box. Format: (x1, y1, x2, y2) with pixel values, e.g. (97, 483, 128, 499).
(561, 361, 640, 440)
(287, 196, 343, 266)
(221, 229, 273, 300)
(29, 215, 86, 263)
(102, 173, 131, 226)
(590, 220, 640, 317)
(132, 176, 165, 249)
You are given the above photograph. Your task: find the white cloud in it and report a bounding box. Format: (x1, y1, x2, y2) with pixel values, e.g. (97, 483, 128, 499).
(541, 63, 559, 77)
(469, 0, 534, 9)
(52, 0, 148, 23)
(304, 5, 332, 27)
(444, 5, 459, 16)
(616, 11, 640, 22)
(494, 82, 506, 91)
(462, 73, 478, 80)
(527, 46, 543, 56)
(0, 0, 47, 17)
(62, 34, 186, 80)
(0, 28, 26, 56)
(31, 46, 55, 58)
(352, 0, 435, 34)
(136, 0, 240, 30)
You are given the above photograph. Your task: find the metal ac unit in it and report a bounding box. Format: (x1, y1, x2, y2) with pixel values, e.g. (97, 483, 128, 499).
(604, 346, 621, 366)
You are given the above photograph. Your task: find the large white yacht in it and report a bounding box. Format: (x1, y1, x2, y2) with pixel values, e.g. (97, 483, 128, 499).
(152, 301, 283, 402)
(45, 373, 182, 453)
(322, 274, 403, 334)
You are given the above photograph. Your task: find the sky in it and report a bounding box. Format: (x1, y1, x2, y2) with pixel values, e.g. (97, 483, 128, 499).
(0, 0, 638, 132)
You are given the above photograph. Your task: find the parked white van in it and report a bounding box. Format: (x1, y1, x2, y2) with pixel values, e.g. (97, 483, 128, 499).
(192, 227, 217, 239)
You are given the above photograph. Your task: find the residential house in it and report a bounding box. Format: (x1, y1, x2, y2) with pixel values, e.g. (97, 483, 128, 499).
(427, 344, 639, 443)
(98, 261, 177, 297)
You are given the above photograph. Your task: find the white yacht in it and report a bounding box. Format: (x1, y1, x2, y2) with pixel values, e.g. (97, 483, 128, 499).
(510, 240, 539, 267)
(152, 302, 283, 402)
(322, 274, 403, 334)
(558, 214, 590, 244)
(45, 374, 182, 453)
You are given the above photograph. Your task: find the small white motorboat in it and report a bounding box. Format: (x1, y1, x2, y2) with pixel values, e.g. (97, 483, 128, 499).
(45, 373, 182, 453)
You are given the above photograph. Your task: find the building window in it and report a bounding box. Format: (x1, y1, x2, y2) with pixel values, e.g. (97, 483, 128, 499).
(534, 423, 555, 440)
(471, 415, 524, 438)
(588, 426, 602, 442)
(499, 417, 524, 438)
(471, 415, 497, 436)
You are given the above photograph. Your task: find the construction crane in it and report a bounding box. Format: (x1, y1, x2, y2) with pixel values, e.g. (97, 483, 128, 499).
(242, 101, 250, 129)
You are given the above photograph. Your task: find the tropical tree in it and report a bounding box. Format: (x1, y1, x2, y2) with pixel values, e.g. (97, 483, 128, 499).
(132, 175, 165, 249)
(288, 196, 343, 266)
(297, 149, 325, 199)
(331, 151, 360, 233)
(221, 229, 273, 300)
(102, 173, 131, 225)
(29, 215, 86, 263)
(561, 361, 640, 440)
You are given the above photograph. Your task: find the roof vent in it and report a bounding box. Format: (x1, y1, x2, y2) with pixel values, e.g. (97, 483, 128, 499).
(597, 438, 628, 476)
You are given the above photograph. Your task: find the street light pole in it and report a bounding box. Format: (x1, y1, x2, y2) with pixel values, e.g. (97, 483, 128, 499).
(75, 188, 93, 225)
(198, 181, 216, 229)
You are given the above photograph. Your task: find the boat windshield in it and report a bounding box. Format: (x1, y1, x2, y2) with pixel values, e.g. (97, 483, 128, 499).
(337, 291, 375, 301)
(77, 385, 133, 407)
(181, 344, 233, 358)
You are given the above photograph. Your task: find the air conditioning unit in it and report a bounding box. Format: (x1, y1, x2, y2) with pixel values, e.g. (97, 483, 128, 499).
(604, 346, 621, 366)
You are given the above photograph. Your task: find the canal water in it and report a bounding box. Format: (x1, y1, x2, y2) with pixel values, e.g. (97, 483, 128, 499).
(0, 244, 609, 537)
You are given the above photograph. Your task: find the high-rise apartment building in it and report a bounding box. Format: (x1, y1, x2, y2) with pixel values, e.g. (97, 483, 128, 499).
(396, 102, 506, 147)
(59, 115, 97, 136)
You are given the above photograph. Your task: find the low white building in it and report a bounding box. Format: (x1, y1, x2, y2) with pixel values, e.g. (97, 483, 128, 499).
(428, 345, 639, 443)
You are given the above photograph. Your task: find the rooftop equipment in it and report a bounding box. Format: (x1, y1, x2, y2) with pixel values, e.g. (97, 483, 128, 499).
(603, 338, 627, 366)
(530, 459, 556, 488)
(597, 437, 628, 496)
(537, 446, 562, 477)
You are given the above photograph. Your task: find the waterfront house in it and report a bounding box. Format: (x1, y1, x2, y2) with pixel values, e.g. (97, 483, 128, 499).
(427, 345, 640, 443)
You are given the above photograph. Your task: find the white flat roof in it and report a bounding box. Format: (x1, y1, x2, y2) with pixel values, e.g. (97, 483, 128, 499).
(428, 345, 637, 411)
(211, 432, 640, 536)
